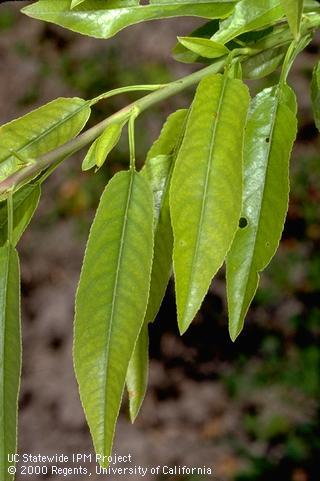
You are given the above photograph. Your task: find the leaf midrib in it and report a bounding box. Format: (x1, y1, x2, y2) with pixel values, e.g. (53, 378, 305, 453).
(101, 170, 135, 449)
(182, 75, 228, 324)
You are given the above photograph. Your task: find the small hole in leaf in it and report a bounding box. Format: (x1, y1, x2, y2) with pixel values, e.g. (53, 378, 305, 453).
(266, 137, 270, 143)
(239, 217, 248, 228)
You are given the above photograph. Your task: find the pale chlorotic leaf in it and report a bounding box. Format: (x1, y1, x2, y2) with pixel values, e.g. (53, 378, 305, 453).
(0, 242, 21, 481)
(126, 323, 149, 423)
(82, 121, 125, 172)
(172, 20, 220, 63)
(226, 84, 297, 341)
(126, 109, 188, 422)
(0, 184, 41, 247)
(280, 0, 304, 39)
(311, 61, 320, 131)
(170, 74, 250, 334)
(177, 36, 229, 59)
(212, 0, 284, 45)
(0, 98, 91, 183)
(23, 1, 237, 39)
(71, 0, 86, 8)
(74, 169, 154, 465)
(242, 46, 286, 79)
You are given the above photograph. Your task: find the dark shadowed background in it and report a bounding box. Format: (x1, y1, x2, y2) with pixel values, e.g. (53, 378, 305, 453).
(0, 3, 319, 481)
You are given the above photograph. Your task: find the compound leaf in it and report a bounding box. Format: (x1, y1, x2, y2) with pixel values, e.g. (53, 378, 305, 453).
(170, 74, 250, 334)
(23, 1, 237, 39)
(212, 0, 284, 45)
(226, 85, 297, 341)
(311, 61, 320, 131)
(280, 0, 303, 39)
(126, 109, 188, 421)
(0, 98, 91, 184)
(74, 170, 154, 465)
(0, 184, 41, 247)
(0, 242, 21, 481)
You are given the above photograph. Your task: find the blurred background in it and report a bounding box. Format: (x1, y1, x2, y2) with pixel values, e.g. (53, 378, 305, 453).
(0, 2, 319, 481)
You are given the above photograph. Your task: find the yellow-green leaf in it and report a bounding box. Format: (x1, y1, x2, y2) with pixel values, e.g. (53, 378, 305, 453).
(226, 85, 297, 341)
(311, 61, 320, 131)
(74, 170, 154, 465)
(0, 98, 91, 183)
(126, 109, 188, 421)
(82, 121, 126, 172)
(0, 242, 21, 481)
(170, 74, 250, 334)
(177, 36, 229, 59)
(280, 0, 304, 39)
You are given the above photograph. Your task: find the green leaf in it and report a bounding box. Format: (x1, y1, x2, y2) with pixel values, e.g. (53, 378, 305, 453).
(170, 74, 250, 334)
(242, 46, 286, 79)
(212, 0, 284, 45)
(23, 1, 237, 39)
(126, 109, 188, 422)
(280, 0, 303, 39)
(126, 323, 149, 423)
(71, 0, 85, 8)
(172, 20, 220, 63)
(0, 242, 21, 481)
(0, 97, 91, 183)
(226, 85, 297, 341)
(311, 61, 320, 131)
(74, 169, 154, 465)
(82, 121, 126, 172)
(0, 184, 41, 247)
(177, 37, 229, 59)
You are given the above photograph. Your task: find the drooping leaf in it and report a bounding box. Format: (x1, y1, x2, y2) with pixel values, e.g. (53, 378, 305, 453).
(126, 109, 188, 421)
(82, 121, 126, 171)
(242, 46, 286, 79)
(0, 242, 21, 481)
(0, 183, 41, 247)
(126, 323, 149, 423)
(23, 1, 237, 39)
(177, 36, 229, 59)
(226, 84, 297, 341)
(280, 0, 303, 39)
(74, 169, 154, 465)
(172, 20, 220, 63)
(0, 98, 91, 183)
(212, 0, 285, 45)
(311, 61, 320, 131)
(170, 74, 250, 334)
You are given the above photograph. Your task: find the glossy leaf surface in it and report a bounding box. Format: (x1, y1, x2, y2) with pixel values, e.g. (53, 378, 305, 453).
(82, 122, 125, 171)
(23, 1, 237, 39)
(311, 61, 320, 131)
(170, 74, 249, 334)
(74, 170, 154, 465)
(177, 37, 229, 58)
(212, 0, 284, 45)
(242, 46, 286, 79)
(126, 109, 187, 421)
(0, 243, 21, 481)
(0, 184, 41, 247)
(0, 98, 91, 183)
(280, 0, 303, 38)
(226, 85, 297, 341)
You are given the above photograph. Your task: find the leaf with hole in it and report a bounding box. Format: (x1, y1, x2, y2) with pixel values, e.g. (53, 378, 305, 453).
(74, 169, 154, 465)
(226, 84, 297, 341)
(170, 74, 250, 334)
(0, 242, 21, 481)
(23, 1, 237, 39)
